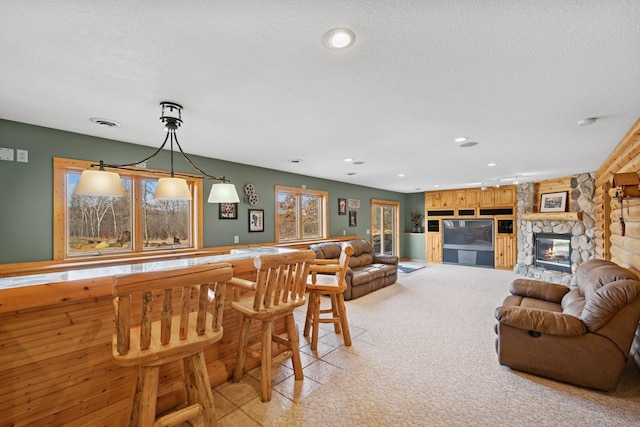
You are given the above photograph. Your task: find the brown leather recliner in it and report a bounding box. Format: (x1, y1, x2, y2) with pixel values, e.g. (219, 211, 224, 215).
(494, 259, 640, 391)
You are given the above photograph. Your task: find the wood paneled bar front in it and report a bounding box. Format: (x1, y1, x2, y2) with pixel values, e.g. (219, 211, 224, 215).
(0, 245, 324, 426)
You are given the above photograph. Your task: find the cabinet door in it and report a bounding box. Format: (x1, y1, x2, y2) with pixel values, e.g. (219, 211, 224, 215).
(425, 192, 441, 209)
(480, 188, 495, 207)
(426, 233, 442, 263)
(454, 190, 467, 207)
(495, 187, 515, 206)
(440, 191, 455, 208)
(466, 189, 480, 207)
(495, 235, 515, 269)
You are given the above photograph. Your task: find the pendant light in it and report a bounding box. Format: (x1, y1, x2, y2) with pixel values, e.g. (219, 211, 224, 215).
(75, 102, 240, 203)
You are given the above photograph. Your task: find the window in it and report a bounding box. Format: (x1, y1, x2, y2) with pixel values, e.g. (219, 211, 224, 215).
(54, 157, 203, 260)
(275, 185, 327, 242)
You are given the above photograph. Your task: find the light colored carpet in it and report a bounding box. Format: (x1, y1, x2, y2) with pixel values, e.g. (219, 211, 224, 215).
(269, 264, 640, 427)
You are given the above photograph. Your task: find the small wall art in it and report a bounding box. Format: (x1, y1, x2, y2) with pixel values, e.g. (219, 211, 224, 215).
(219, 202, 238, 219)
(540, 192, 567, 212)
(338, 198, 347, 215)
(248, 209, 264, 232)
(348, 199, 360, 209)
(349, 211, 357, 227)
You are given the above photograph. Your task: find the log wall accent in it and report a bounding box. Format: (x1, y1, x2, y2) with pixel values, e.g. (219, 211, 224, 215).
(594, 117, 640, 371)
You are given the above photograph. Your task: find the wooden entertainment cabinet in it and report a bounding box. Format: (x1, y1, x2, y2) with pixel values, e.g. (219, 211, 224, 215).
(424, 185, 517, 270)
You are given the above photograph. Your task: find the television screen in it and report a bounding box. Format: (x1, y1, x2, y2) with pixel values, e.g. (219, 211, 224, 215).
(442, 219, 493, 250)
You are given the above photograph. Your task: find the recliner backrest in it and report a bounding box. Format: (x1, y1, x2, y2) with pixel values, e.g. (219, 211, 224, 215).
(348, 239, 374, 267)
(580, 279, 640, 332)
(579, 263, 638, 300)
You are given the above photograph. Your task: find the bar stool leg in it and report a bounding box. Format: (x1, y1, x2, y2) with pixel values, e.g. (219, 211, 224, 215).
(130, 365, 159, 427)
(330, 294, 342, 333)
(184, 352, 217, 426)
(304, 293, 315, 338)
(336, 294, 352, 346)
(311, 293, 321, 351)
(285, 313, 303, 380)
(261, 321, 273, 402)
(234, 317, 252, 382)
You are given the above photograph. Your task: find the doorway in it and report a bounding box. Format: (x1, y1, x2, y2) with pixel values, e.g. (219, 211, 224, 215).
(370, 199, 399, 256)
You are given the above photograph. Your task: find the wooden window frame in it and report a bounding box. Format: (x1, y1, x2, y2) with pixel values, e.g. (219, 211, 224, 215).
(275, 185, 328, 243)
(53, 157, 204, 261)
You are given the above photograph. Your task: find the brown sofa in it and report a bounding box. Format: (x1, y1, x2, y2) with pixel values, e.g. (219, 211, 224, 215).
(309, 239, 398, 300)
(494, 259, 640, 391)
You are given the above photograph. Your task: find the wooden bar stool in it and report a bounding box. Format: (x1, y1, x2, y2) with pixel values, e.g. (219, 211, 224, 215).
(229, 250, 315, 402)
(111, 263, 232, 427)
(304, 243, 354, 351)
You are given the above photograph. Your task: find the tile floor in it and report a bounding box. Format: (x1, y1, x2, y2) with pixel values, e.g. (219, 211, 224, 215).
(195, 308, 371, 427)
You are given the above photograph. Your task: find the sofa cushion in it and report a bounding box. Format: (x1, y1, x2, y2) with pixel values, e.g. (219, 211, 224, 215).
(310, 242, 342, 259)
(357, 265, 385, 280)
(371, 263, 397, 277)
(351, 270, 374, 286)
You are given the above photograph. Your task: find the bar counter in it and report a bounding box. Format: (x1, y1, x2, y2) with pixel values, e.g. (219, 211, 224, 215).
(0, 247, 295, 425)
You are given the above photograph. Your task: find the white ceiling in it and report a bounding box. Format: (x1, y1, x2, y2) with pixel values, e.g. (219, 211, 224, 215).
(1, 1, 639, 193)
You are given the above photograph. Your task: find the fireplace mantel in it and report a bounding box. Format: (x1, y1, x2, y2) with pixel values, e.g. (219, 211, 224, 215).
(522, 212, 583, 221)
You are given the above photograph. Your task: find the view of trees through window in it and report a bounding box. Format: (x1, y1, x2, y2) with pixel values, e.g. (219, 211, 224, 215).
(66, 172, 190, 255)
(276, 187, 326, 241)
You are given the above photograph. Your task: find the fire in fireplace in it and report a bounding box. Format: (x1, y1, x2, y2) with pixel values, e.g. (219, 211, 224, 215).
(534, 233, 572, 273)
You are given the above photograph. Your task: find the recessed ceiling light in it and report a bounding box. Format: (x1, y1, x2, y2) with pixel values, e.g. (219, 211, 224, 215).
(487, 162, 497, 167)
(434, 184, 439, 188)
(352, 161, 365, 165)
(347, 172, 356, 176)
(460, 141, 478, 148)
(289, 159, 303, 164)
(578, 117, 597, 126)
(398, 174, 405, 177)
(454, 137, 468, 143)
(324, 28, 356, 49)
(90, 117, 120, 128)
(344, 158, 354, 162)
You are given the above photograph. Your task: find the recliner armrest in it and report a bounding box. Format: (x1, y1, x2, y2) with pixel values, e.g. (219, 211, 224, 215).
(495, 305, 586, 336)
(510, 278, 570, 303)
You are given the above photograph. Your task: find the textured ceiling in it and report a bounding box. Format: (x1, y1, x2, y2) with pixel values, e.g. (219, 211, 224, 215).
(1, 1, 639, 192)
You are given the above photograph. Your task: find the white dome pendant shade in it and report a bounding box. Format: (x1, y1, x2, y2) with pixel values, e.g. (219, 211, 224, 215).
(75, 169, 126, 197)
(154, 177, 192, 200)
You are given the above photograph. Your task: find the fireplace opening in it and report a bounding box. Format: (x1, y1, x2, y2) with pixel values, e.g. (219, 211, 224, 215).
(534, 233, 572, 273)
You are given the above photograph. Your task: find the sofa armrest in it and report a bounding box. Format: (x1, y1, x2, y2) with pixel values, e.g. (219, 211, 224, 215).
(509, 278, 570, 303)
(373, 255, 398, 265)
(495, 306, 586, 336)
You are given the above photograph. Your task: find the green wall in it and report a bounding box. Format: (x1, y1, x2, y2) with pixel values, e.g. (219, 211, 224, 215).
(0, 119, 425, 264)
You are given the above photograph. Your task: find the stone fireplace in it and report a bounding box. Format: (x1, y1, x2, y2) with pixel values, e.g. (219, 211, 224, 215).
(515, 173, 596, 285)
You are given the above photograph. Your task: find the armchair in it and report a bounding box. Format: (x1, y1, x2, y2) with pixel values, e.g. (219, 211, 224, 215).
(494, 259, 640, 391)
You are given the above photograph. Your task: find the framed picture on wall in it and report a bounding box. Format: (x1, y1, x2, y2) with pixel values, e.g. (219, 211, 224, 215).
(540, 192, 567, 212)
(338, 198, 347, 215)
(349, 211, 357, 227)
(248, 209, 264, 232)
(218, 202, 238, 219)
